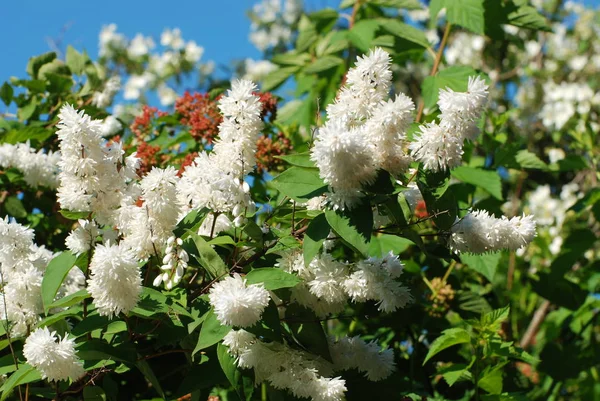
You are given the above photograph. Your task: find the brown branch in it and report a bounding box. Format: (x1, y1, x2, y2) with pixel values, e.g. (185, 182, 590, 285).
(137, 349, 193, 361)
(520, 300, 551, 349)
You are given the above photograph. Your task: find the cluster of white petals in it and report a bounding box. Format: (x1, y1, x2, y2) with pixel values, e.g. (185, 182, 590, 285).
(87, 242, 142, 318)
(23, 327, 84, 382)
(153, 236, 189, 289)
(410, 76, 489, 171)
(280, 250, 412, 317)
(56, 105, 138, 225)
(178, 80, 262, 223)
(224, 329, 347, 401)
(311, 48, 415, 210)
(208, 274, 270, 327)
(92, 76, 121, 108)
(449, 210, 537, 254)
(119, 166, 181, 259)
(329, 336, 396, 381)
(65, 219, 98, 256)
(0, 142, 60, 188)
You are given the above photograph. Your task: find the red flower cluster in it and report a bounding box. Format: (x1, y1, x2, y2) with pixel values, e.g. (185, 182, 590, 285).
(255, 132, 292, 174)
(130, 105, 168, 175)
(175, 92, 222, 144)
(254, 92, 278, 122)
(177, 152, 198, 176)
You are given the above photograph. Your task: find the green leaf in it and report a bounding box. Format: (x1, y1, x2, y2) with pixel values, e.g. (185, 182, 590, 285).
(507, 5, 550, 31)
(270, 167, 327, 202)
(41, 251, 78, 313)
(83, 386, 107, 401)
(271, 52, 311, 66)
(478, 364, 506, 394)
(77, 339, 136, 363)
(173, 208, 209, 239)
(532, 273, 587, 310)
(47, 289, 90, 310)
(451, 166, 503, 200)
(0, 82, 13, 106)
(0, 364, 41, 401)
(4, 196, 27, 218)
(481, 394, 529, 401)
(304, 213, 330, 267)
(438, 363, 473, 386)
(262, 66, 300, 92)
(245, 268, 300, 290)
(217, 343, 253, 401)
(136, 360, 165, 399)
(303, 56, 344, 74)
(460, 252, 501, 282)
(277, 152, 316, 168)
(423, 328, 471, 365)
(369, 0, 422, 8)
(26, 52, 57, 79)
(285, 304, 332, 362)
(380, 19, 430, 48)
(325, 204, 371, 257)
(445, 0, 485, 34)
(17, 98, 37, 121)
(369, 234, 413, 257)
(515, 150, 547, 170)
(1, 126, 53, 145)
(66, 46, 87, 75)
(190, 233, 229, 279)
(421, 66, 477, 109)
(60, 210, 90, 220)
(194, 309, 231, 355)
(296, 15, 318, 52)
(481, 306, 510, 332)
(46, 72, 73, 93)
(348, 20, 380, 52)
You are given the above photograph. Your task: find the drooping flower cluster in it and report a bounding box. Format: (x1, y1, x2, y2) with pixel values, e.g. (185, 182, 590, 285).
(208, 274, 271, 327)
(311, 48, 415, 209)
(177, 80, 263, 224)
(280, 250, 412, 317)
(224, 329, 347, 401)
(23, 327, 84, 382)
(448, 210, 537, 254)
(87, 242, 142, 318)
(153, 236, 189, 289)
(56, 105, 138, 225)
(248, 0, 302, 51)
(329, 336, 396, 381)
(410, 76, 489, 172)
(91, 76, 121, 108)
(0, 142, 60, 188)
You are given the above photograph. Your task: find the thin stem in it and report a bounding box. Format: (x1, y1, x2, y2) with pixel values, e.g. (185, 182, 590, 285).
(137, 349, 192, 361)
(209, 212, 220, 240)
(442, 261, 456, 284)
(415, 23, 452, 123)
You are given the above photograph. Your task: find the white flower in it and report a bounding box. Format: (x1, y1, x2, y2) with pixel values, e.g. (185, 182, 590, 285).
(127, 34, 155, 58)
(98, 24, 126, 57)
(329, 336, 396, 381)
(100, 115, 122, 137)
(124, 73, 152, 100)
(160, 28, 184, 49)
(87, 242, 142, 318)
(198, 213, 233, 237)
(92, 76, 121, 108)
(23, 327, 84, 382)
(208, 274, 270, 327)
(547, 148, 566, 164)
(243, 59, 277, 82)
(184, 41, 204, 63)
(448, 211, 537, 254)
(157, 84, 178, 106)
(0, 142, 60, 189)
(409, 122, 464, 172)
(65, 219, 98, 255)
(306, 254, 348, 304)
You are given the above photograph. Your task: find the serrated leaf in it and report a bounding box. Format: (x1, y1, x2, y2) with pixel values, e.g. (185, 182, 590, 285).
(478, 363, 506, 394)
(262, 66, 300, 92)
(380, 19, 430, 48)
(245, 268, 300, 290)
(451, 166, 503, 200)
(348, 20, 380, 52)
(481, 305, 510, 332)
(369, 234, 413, 257)
(190, 233, 228, 279)
(423, 328, 471, 365)
(445, 0, 485, 34)
(194, 309, 231, 355)
(439, 363, 473, 386)
(325, 203, 372, 256)
(42, 252, 78, 313)
(515, 150, 547, 170)
(277, 152, 316, 168)
(507, 5, 550, 31)
(421, 66, 477, 109)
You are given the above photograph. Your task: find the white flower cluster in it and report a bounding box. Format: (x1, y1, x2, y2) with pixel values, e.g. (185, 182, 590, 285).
(249, 0, 302, 51)
(329, 336, 395, 381)
(539, 81, 598, 130)
(119, 166, 181, 259)
(208, 274, 271, 327)
(87, 242, 142, 318)
(153, 236, 189, 289)
(0, 141, 60, 189)
(224, 329, 347, 401)
(0, 218, 83, 335)
(311, 48, 415, 210)
(243, 59, 277, 82)
(448, 210, 536, 254)
(177, 79, 263, 224)
(65, 219, 98, 256)
(91, 76, 121, 108)
(98, 24, 208, 106)
(23, 327, 84, 382)
(280, 250, 412, 317)
(410, 76, 489, 172)
(56, 105, 138, 225)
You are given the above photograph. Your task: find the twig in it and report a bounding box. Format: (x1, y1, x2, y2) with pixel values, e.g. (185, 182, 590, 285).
(520, 300, 550, 349)
(137, 349, 193, 361)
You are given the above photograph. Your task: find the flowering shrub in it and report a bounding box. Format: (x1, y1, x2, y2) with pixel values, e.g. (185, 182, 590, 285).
(0, 1, 598, 401)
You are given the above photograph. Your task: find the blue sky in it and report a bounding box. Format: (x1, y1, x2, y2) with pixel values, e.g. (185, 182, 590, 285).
(1, 0, 597, 83)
